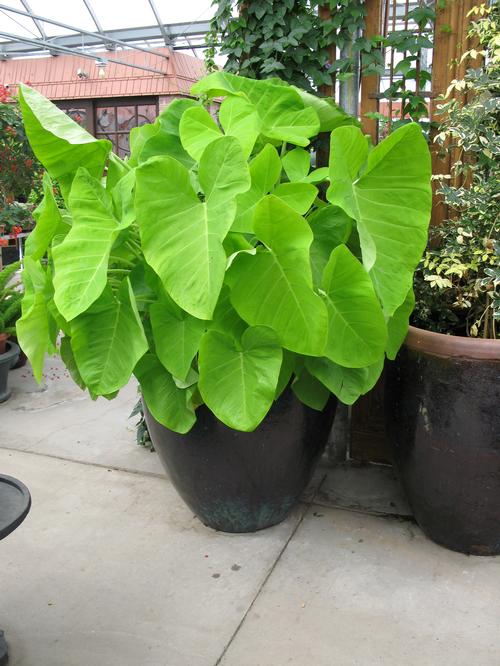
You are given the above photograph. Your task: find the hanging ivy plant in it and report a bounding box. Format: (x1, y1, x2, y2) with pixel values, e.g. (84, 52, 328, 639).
(207, 0, 434, 127)
(205, 0, 368, 93)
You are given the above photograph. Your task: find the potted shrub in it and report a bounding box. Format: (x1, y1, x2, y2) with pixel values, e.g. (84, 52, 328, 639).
(16, 73, 431, 532)
(385, 5, 500, 555)
(0, 261, 21, 402)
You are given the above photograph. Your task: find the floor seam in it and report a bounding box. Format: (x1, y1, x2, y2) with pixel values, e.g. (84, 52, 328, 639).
(0, 445, 166, 479)
(212, 474, 327, 666)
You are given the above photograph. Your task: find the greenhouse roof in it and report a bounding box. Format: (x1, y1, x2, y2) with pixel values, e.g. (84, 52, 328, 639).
(0, 0, 213, 60)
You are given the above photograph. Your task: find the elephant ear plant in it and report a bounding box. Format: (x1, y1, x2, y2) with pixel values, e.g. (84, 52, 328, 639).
(16, 73, 431, 433)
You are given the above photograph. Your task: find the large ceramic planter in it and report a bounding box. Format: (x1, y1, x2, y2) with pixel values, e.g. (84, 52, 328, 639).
(386, 325, 500, 555)
(0, 341, 20, 403)
(144, 389, 337, 533)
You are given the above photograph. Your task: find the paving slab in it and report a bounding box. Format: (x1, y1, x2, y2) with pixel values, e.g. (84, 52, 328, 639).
(314, 461, 412, 517)
(220, 505, 500, 666)
(1, 355, 160, 475)
(0, 448, 305, 666)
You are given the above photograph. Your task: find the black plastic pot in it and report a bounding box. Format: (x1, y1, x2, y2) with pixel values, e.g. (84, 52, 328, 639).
(144, 390, 337, 533)
(0, 341, 19, 403)
(386, 326, 500, 555)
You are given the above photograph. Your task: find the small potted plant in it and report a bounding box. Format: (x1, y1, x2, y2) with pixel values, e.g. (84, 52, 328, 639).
(0, 261, 21, 402)
(16, 73, 431, 532)
(385, 4, 499, 555)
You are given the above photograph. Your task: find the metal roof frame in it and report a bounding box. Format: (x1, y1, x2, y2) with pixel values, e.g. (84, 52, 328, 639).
(0, 2, 210, 60)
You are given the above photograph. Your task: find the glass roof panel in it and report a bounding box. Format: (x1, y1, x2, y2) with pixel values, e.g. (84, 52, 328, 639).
(155, 0, 215, 24)
(87, 0, 156, 31)
(0, 0, 44, 41)
(27, 0, 96, 37)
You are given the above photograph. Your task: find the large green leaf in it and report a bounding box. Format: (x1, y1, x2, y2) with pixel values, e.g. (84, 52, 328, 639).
(219, 96, 260, 159)
(198, 326, 282, 431)
(150, 296, 206, 381)
(322, 244, 387, 368)
(134, 353, 196, 434)
(308, 205, 353, 286)
(16, 258, 53, 382)
(18, 85, 111, 199)
(106, 152, 132, 191)
(232, 144, 281, 233)
(307, 356, 384, 405)
(24, 172, 67, 261)
(52, 168, 127, 321)
(59, 336, 85, 390)
(386, 287, 415, 360)
(192, 72, 320, 146)
(292, 369, 330, 410)
(209, 284, 247, 340)
(282, 148, 311, 182)
(136, 136, 250, 319)
(273, 182, 317, 215)
(229, 195, 328, 355)
(327, 123, 431, 316)
(133, 99, 197, 168)
(292, 88, 360, 132)
(70, 280, 148, 395)
(179, 106, 223, 161)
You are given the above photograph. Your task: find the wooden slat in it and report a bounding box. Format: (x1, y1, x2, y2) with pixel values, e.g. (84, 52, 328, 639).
(360, 0, 383, 142)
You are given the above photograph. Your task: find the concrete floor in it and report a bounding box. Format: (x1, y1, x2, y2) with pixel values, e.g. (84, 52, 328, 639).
(1, 355, 499, 666)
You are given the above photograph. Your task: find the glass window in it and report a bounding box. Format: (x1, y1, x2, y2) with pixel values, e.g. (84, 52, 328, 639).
(94, 99, 157, 158)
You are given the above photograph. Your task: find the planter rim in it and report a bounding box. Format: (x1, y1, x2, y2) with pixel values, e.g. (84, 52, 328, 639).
(405, 325, 500, 361)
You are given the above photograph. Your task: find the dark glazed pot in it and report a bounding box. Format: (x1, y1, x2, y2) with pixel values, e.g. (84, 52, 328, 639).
(386, 326, 500, 555)
(144, 390, 337, 533)
(0, 341, 20, 403)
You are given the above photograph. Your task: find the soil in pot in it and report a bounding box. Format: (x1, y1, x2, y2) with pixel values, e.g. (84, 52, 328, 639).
(0, 341, 20, 403)
(144, 389, 337, 533)
(386, 326, 500, 555)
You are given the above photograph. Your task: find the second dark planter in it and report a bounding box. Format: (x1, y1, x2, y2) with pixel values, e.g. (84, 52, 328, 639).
(144, 390, 337, 533)
(386, 326, 500, 555)
(0, 341, 19, 403)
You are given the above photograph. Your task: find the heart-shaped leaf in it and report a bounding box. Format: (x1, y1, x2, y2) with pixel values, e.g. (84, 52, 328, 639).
(150, 297, 206, 381)
(307, 356, 384, 405)
(135, 353, 196, 434)
(19, 84, 111, 199)
(135, 136, 250, 319)
(198, 326, 282, 431)
(70, 279, 148, 395)
(233, 143, 281, 233)
(179, 106, 223, 161)
(192, 72, 320, 146)
(53, 168, 127, 321)
(322, 244, 387, 367)
(327, 123, 431, 316)
(25, 172, 68, 261)
(230, 195, 328, 355)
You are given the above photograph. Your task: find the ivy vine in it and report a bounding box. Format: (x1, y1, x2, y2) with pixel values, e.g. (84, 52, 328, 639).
(206, 0, 435, 125)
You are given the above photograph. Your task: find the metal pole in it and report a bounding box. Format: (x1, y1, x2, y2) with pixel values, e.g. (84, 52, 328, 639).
(0, 31, 168, 75)
(0, 3, 169, 59)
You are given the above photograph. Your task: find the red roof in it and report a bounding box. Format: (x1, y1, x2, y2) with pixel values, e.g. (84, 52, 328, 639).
(0, 48, 205, 100)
